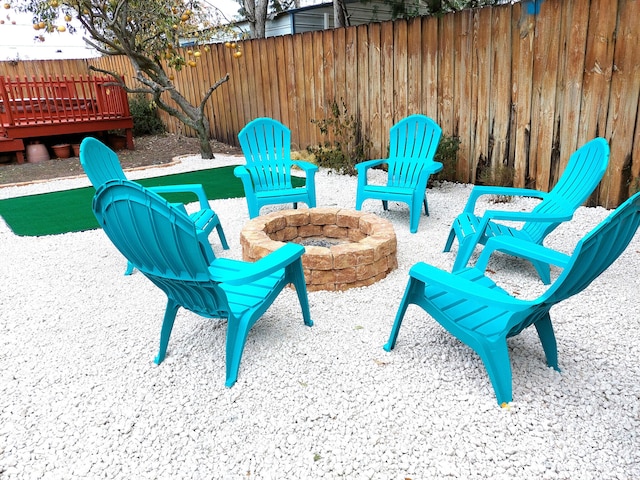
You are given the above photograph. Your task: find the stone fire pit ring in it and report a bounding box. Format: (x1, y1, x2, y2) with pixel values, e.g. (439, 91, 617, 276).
(240, 207, 397, 291)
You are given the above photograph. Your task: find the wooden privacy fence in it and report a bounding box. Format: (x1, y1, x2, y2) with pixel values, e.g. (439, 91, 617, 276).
(1, 0, 638, 208)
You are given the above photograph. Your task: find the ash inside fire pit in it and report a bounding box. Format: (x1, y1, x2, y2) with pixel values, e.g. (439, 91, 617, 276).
(299, 236, 348, 248)
(240, 208, 397, 291)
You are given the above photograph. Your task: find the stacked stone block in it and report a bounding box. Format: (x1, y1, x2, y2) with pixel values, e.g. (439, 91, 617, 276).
(240, 208, 398, 291)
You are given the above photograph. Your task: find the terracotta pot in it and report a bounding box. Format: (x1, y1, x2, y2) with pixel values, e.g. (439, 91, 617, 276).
(26, 143, 50, 163)
(108, 135, 127, 151)
(52, 144, 72, 159)
(71, 143, 81, 157)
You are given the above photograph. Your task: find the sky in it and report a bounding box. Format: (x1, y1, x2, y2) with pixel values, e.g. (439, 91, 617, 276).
(0, 0, 243, 61)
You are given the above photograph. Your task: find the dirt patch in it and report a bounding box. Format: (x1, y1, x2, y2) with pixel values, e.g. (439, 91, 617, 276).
(0, 134, 242, 186)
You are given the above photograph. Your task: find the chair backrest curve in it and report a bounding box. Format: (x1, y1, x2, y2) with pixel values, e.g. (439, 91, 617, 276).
(93, 179, 214, 282)
(387, 114, 442, 188)
(238, 117, 293, 192)
(522, 137, 609, 242)
(80, 137, 127, 189)
(542, 191, 640, 305)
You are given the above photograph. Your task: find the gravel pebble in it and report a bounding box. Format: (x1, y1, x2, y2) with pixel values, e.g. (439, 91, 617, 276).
(1, 155, 639, 479)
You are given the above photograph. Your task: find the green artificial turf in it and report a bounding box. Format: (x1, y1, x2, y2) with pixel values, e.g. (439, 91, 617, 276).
(0, 166, 304, 236)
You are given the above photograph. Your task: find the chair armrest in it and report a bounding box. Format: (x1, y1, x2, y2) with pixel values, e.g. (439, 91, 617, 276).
(418, 161, 444, 184)
(149, 184, 210, 210)
(481, 208, 574, 223)
(355, 158, 387, 173)
(292, 160, 319, 176)
(409, 262, 533, 309)
(463, 186, 549, 214)
(214, 243, 305, 286)
(475, 237, 572, 273)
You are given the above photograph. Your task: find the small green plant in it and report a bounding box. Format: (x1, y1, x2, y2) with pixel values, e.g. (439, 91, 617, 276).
(431, 135, 461, 184)
(129, 93, 165, 136)
(478, 163, 515, 203)
(307, 100, 371, 176)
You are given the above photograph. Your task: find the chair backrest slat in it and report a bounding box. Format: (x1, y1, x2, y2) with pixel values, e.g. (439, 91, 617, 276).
(79, 136, 126, 188)
(93, 180, 214, 281)
(387, 115, 442, 188)
(238, 117, 293, 192)
(543, 192, 640, 305)
(523, 138, 609, 241)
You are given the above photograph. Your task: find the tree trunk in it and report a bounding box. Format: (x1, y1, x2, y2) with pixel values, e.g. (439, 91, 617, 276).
(334, 0, 349, 28)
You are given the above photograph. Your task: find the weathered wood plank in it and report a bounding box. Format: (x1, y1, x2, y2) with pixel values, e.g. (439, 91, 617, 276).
(510, 3, 534, 188)
(489, 6, 512, 173)
(471, 7, 491, 183)
(368, 22, 383, 159)
(454, 9, 473, 183)
(528, 0, 561, 191)
(602, 0, 640, 206)
(393, 20, 408, 121)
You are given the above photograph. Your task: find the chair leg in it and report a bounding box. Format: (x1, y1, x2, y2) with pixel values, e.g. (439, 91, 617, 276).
(225, 314, 253, 388)
(293, 202, 298, 210)
(443, 228, 457, 253)
(384, 277, 421, 351)
(287, 259, 314, 327)
(531, 259, 551, 285)
(216, 223, 230, 250)
(534, 313, 560, 371)
(124, 261, 135, 276)
(154, 299, 180, 365)
(382, 200, 389, 211)
(423, 196, 429, 216)
(451, 235, 479, 273)
(476, 340, 513, 405)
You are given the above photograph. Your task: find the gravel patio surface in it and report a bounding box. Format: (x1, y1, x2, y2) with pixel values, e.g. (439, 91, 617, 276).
(1, 155, 639, 479)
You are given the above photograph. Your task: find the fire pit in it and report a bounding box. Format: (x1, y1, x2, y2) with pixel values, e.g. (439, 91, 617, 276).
(240, 208, 397, 291)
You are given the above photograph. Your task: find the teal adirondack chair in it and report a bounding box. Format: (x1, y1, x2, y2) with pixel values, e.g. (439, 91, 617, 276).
(80, 136, 229, 275)
(355, 114, 443, 233)
(235, 117, 318, 218)
(92, 179, 313, 387)
(385, 192, 640, 405)
(444, 137, 609, 283)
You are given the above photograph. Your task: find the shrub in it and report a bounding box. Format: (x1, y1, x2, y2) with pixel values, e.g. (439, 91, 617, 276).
(431, 135, 461, 184)
(478, 163, 515, 203)
(307, 100, 371, 176)
(129, 94, 165, 136)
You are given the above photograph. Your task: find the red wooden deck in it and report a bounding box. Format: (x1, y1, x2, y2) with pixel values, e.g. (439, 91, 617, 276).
(0, 75, 134, 163)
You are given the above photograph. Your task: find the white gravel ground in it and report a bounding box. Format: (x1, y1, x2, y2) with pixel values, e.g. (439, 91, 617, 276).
(1, 154, 639, 479)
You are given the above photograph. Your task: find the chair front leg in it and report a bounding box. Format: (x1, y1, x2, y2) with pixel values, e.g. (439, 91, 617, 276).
(154, 299, 180, 365)
(384, 276, 422, 351)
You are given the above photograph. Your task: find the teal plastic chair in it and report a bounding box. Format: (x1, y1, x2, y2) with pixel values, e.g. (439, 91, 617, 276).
(92, 179, 313, 387)
(444, 137, 610, 282)
(385, 191, 640, 405)
(80, 136, 229, 275)
(235, 117, 318, 218)
(355, 114, 443, 233)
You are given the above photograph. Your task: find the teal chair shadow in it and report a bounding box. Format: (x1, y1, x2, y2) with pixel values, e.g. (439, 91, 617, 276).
(235, 117, 318, 218)
(92, 179, 313, 387)
(385, 192, 640, 405)
(355, 114, 443, 233)
(80, 136, 229, 275)
(444, 137, 610, 283)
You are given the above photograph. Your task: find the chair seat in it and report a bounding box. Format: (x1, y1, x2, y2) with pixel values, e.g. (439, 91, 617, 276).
(423, 268, 519, 342)
(255, 186, 311, 201)
(362, 185, 416, 197)
(453, 212, 534, 242)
